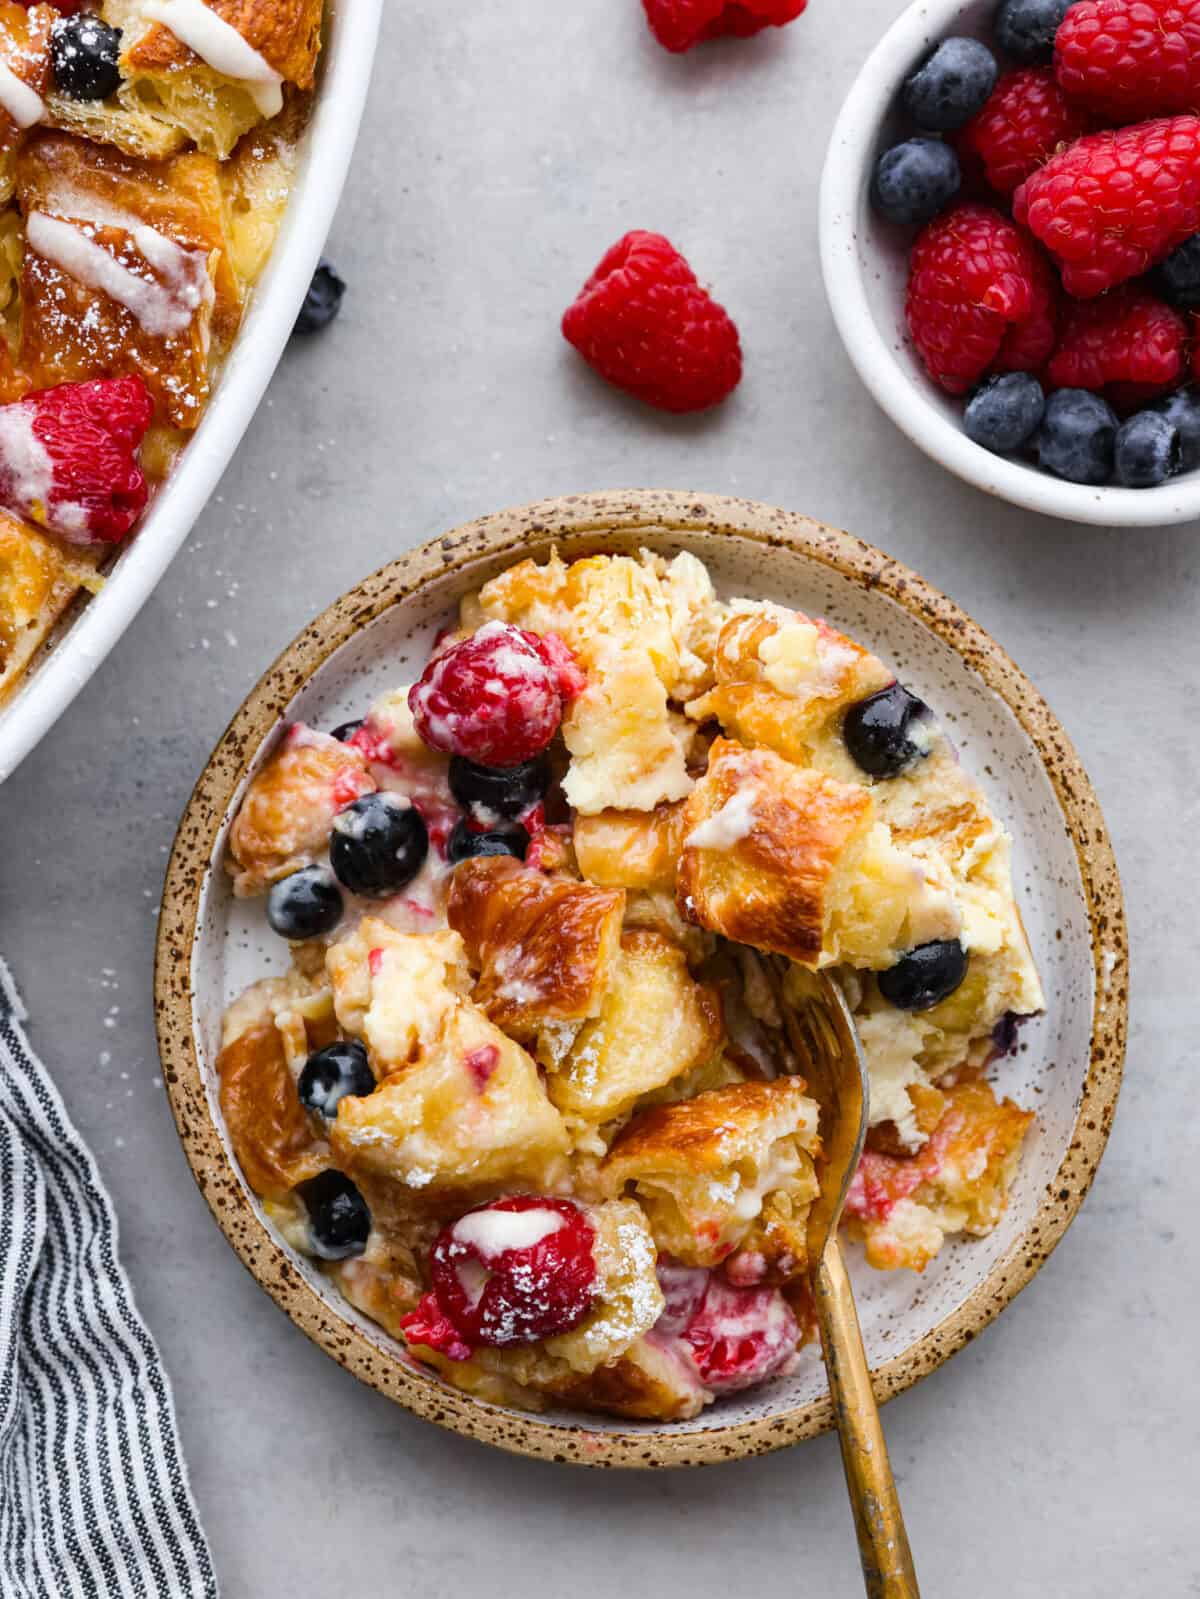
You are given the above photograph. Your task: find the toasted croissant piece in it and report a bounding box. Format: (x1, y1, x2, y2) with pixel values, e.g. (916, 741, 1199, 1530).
(572, 801, 686, 894)
(0, 513, 100, 705)
(328, 923, 569, 1202)
(547, 929, 722, 1125)
(678, 738, 959, 969)
(109, 0, 322, 158)
(11, 131, 244, 426)
(216, 1004, 329, 1201)
(447, 855, 624, 1040)
(843, 1079, 1033, 1272)
(687, 606, 893, 770)
(226, 725, 374, 896)
(603, 1078, 820, 1274)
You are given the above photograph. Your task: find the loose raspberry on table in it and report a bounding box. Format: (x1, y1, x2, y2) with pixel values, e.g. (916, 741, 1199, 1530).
(402, 1197, 598, 1353)
(905, 205, 1054, 393)
(408, 621, 578, 767)
(1046, 288, 1187, 410)
(958, 67, 1091, 196)
(642, 0, 806, 52)
(1013, 116, 1200, 297)
(0, 376, 153, 544)
(1055, 0, 1200, 122)
(562, 230, 742, 413)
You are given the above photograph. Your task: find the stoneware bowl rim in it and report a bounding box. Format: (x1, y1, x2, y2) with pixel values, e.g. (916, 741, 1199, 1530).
(818, 0, 1200, 528)
(154, 489, 1127, 1469)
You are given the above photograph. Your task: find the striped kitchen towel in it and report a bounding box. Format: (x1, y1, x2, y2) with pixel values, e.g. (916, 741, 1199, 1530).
(0, 958, 218, 1599)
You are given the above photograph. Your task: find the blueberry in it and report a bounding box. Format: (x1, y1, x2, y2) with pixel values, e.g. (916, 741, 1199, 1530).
(1150, 387, 1200, 470)
(447, 818, 529, 863)
(901, 38, 998, 131)
(1153, 234, 1200, 309)
(330, 718, 363, 743)
(1113, 411, 1181, 488)
(330, 792, 427, 897)
(1035, 389, 1117, 484)
(299, 1041, 375, 1121)
(993, 0, 1073, 64)
(843, 684, 934, 779)
(51, 12, 122, 100)
(301, 1171, 370, 1261)
(964, 373, 1045, 454)
(870, 138, 961, 226)
(448, 754, 550, 820)
(293, 259, 346, 336)
(267, 865, 343, 941)
(878, 940, 968, 1011)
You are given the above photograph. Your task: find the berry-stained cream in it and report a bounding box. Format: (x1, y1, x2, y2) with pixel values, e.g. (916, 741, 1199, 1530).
(142, 0, 284, 116)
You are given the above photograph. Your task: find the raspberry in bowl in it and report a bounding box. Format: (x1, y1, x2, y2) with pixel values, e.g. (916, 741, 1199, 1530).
(819, 0, 1200, 525)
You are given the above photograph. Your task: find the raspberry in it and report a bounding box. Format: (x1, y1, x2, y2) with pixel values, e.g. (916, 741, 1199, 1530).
(670, 1269, 799, 1393)
(1046, 288, 1187, 410)
(905, 205, 1053, 393)
(958, 68, 1091, 197)
(408, 1197, 598, 1351)
(0, 376, 153, 544)
(561, 231, 742, 413)
(1055, 0, 1200, 121)
(642, 0, 806, 52)
(1013, 116, 1200, 298)
(408, 622, 576, 766)
(993, 241, 1059, 375)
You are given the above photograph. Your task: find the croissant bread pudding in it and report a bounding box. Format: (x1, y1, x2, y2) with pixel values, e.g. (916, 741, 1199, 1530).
(217, 549, 1045, 1420)
(0, 0, 326, 705)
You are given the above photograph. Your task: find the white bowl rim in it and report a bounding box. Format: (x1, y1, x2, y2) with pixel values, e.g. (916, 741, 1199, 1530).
(0, 0, 385, 782)
(818, 0, 1200, 529)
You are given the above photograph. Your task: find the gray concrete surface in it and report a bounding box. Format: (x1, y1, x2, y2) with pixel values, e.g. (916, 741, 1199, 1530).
(1, 2, 1196, 1593)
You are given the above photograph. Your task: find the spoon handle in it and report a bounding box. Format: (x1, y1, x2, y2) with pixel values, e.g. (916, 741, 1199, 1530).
(813, 1238, 921, 1599)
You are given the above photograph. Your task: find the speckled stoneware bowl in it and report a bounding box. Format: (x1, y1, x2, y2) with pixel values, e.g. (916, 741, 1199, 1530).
(155, 490, 1127, 1468)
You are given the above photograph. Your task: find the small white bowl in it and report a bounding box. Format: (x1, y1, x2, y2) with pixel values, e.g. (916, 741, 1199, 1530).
(819, 0, 1200, 528)
(0, 0, 384, 782)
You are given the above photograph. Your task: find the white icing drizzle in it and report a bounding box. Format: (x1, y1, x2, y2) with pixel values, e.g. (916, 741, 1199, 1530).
(451, 1207, 565, 1258)
(0, 58, 44, 130)
(685, 786, 759, 851)
(26, 210, 211, 339)
(142, 0, 284, 117)
(0, 404, 53, 513)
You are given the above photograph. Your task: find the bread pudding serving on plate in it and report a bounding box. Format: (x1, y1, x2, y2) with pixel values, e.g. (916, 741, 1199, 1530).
(215, 546, 1045, 1422)
(0, 0, 328, 706)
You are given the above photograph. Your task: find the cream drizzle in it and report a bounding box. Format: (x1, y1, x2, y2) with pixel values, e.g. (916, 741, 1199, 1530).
(0, 57, 44, 129)
(142, 0, 284, 117)
(26, 211, 210, 339)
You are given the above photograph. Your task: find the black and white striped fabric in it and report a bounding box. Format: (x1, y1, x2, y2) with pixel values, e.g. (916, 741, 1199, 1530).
(0, 959, 218, 1599)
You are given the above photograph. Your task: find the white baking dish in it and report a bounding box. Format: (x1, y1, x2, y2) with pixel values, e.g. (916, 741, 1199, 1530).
(0, 0, 383, 781)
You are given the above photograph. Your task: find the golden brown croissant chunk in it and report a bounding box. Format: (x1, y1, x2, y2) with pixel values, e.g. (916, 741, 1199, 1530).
(10, 131, 244, 426)
(447, 855, 624, 1040)
(572, 801, 686, 894)
(546, 929, 723, 1125)
(678, 737, 956, 969)
(0, 513, 99, 705)
(0, 3, 52, 202)
(327, 923, 569, 1202)
(603, 1078, 820, 1274)
(227, 725, 374, 896)
(216, 1010, 328, 1201)
(687, 606, 893, 772)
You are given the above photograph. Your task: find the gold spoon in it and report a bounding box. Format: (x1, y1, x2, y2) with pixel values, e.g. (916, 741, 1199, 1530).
(769, 962, 921, 1599)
